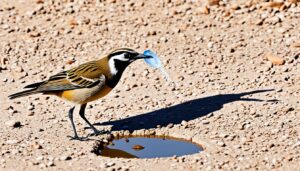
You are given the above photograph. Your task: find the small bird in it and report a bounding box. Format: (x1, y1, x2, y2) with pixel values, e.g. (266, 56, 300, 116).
(9, 48, 150, 140)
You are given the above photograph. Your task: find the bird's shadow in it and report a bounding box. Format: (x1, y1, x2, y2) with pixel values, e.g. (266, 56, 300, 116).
(95, 89, 276, 132)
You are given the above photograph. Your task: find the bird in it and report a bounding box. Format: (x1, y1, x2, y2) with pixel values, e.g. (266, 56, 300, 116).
(8, 48, 151, 140)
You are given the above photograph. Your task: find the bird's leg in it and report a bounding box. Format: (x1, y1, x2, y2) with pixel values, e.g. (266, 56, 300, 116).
(68, 106, 81, 140)
(79, 103, 101, 135)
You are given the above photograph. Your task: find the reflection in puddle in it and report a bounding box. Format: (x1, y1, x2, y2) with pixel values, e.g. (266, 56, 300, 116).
(94, 136, 203, 159)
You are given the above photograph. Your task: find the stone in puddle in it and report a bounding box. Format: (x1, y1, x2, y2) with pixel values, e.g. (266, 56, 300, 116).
(132, 144, 145, 150)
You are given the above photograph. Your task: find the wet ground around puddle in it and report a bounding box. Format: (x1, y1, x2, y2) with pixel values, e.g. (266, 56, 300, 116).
(95, 136, 203, 159)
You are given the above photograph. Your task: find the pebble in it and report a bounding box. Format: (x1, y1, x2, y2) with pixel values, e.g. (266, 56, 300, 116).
(206, 58, 214, 65)
(6, 139, 18, 144)
(266, 16, 281, 25)
(202, 120, 210, 124)
(36, 156, 44, 161)
(105, 162, 115, 167)
(5, 120, 21, 128)
(29, 31, 41, 37)
(262, 2, 284, 10)
(255, 19, 264, 25)
(231, 4, 240, 10)
(207, 42, 214, 49)
(27, 112, 35, 116)
(265, 53, 285, 65)
(27, 105, 34, 110)
(35, 0, 44, 4)
(60, 156, 72, 161)
(32, 142, 43, 149)
(132, 144, 145, 150)
(47, 161, 55, 167)
(291, 42, 300, 48)
(167, 123, 174, 128)
(217, 141, 226, 147)
(197, 6, 209, 15)
(181, 120, 187, 126)
(208, 0, 219, 6)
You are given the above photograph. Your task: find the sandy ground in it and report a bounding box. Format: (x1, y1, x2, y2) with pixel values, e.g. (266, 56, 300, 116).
(0, 0, 300, 170)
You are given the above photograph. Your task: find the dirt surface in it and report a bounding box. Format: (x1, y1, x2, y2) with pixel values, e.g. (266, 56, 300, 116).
(0, 0, 300, 170)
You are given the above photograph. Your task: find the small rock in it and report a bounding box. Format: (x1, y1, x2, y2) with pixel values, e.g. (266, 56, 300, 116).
(289, 0, 299, 4)
(208, 0, 219, 6)
(197, 6, 209, 14)
(39, 164, 45, 168)
(27, 112, 34, 116)
(206, 58, 214, 65)
(265, 53, 285, 65)
(5, 120, 21, 128)
(255, 19, 264, 25)
(16, 66, 24, 73)
(60, 156, 72, 161)
(223, 10, 231, 17)
(132, 144, 145, 150)
(207, 42, 214, 49)
(262, 2, 284, 10)
(32, 142, 43, 149)
(105, 162, 115, 167)
(6, 139, 18, 144)
(291, 42, 300, 48)
(66, 59, 76, 65)
(29, 31, 41, 37)
(267, 16, 281, 25)
(202, 120, 210, 124)
(8, 108, 17, 114)
(69, 19, 78, 28)
(47, 161, 55, 167)
(217, 141, 226, 147)
(181, 120, 187, 125)
(231, 3, 240, 10)
(27, 105, 34, 110)
(36, 156, 44, 161)
(36, 0, 44, 4)
(167, 123, 174, 128)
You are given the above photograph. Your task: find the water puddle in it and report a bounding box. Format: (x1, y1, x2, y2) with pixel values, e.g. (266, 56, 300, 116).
(92, 136, 203, 159)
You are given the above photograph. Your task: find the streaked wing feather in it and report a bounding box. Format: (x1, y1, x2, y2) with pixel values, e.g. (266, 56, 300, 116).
(37, 79, 80, 91)
(24, 81, 44, 88)
(49, 71, 67, 80)
(36, 61, 105, 92)
(66, 61, 104, 88)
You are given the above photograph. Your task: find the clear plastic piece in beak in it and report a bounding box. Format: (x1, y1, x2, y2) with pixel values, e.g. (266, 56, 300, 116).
(143, 50, 174, 86)
(143, 50, 162, 69)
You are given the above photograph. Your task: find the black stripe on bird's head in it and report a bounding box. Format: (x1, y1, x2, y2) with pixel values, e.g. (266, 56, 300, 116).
(107, 48, 150, 75)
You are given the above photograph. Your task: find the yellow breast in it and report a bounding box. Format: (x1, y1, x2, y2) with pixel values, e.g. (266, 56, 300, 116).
(56, 85, 112, 104)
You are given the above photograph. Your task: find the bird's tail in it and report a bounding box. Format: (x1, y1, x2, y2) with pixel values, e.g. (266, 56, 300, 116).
(9, 81, 44, 99)
(8, 89, 38, 99)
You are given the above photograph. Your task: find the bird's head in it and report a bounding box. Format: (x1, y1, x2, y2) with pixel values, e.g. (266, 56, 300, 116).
(107, 48, 150, 75)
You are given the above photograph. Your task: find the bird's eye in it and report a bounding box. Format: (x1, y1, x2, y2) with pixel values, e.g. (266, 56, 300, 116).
(124, 53, 130, 59)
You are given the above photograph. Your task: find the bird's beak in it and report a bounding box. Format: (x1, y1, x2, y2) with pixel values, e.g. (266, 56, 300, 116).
(134, 53, 152, 60)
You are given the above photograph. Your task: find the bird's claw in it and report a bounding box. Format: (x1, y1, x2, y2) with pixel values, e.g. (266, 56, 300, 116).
(67, 135, 87, 141)
(89, 129, 108, 136)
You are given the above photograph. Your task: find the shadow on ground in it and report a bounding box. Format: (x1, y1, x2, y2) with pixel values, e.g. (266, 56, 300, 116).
(95, 89, 275, 132)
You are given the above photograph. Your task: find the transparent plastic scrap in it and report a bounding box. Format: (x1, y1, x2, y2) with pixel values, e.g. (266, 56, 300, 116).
(143, 50, 175, 87)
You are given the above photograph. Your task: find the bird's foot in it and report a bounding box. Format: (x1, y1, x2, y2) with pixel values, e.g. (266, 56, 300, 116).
(89, 129, 109, 136)
(67, 135, 87, 141)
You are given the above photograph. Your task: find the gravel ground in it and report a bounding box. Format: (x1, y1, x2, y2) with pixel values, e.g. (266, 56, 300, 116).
(0, 0, 299, 170)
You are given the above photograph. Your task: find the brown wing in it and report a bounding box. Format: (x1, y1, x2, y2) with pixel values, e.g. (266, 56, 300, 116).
(36, 61, 106, 92)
